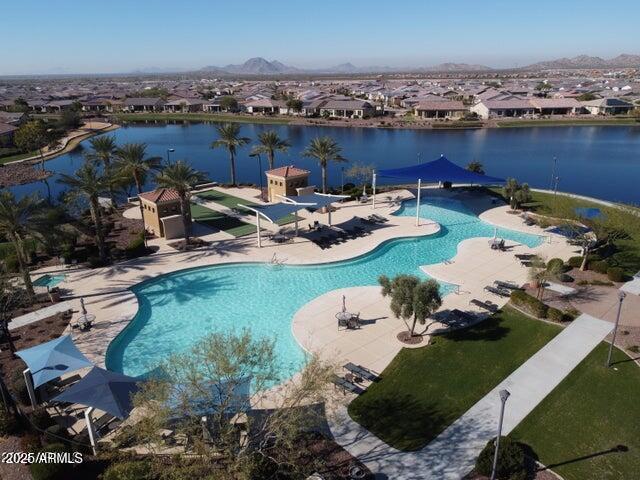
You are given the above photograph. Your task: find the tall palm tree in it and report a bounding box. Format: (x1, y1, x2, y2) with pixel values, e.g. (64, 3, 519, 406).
(0, 192, 47, 299)
(88, 135, 118, 206)
(302, 136, 347, 193)
(155, 161, 206, 246)
(250, 130, 291, 170)
(114, 143, 163, 223)
(58, 161, 111, 264)
(210, 123, 250, 186)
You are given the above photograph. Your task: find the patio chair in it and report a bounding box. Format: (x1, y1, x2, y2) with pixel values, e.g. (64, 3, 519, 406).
(494, 280, 522, 290)
(347, 313, 361, 329)
(469, 299, 498, 312)
(484, 285, 510, 297)
(343, 363, 379, 382)
(371, 214, 388, 223)
(514, 253, 535, 260)
(331, 375, 365, 395)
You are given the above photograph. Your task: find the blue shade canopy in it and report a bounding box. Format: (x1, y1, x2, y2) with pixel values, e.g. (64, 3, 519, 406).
(16, 335, 93, 388)
(378, 155, 505, 185)
(282, 192, 349, 210)
(53, 367, 140, 419)
(238, 202, 302, 223)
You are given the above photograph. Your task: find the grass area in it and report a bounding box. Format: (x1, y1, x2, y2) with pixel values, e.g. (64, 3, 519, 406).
(190, 202, 257, 237)
(195, 188, 298, 226)
(115, 112, 291, 125)
(348, 307, 560, 451)
(511, 343, 640, 480)
(497, 117, 640, 128)
(0, 150, 40, 164)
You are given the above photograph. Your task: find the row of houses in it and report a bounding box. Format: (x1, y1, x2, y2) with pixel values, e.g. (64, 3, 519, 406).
(413, 96, 635, 119)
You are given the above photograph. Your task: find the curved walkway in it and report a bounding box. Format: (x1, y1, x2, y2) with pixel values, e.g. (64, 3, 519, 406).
(328, 314, 613, 479)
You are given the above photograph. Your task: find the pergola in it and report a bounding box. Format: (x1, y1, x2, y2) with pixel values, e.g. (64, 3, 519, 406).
(238, 192, 349, 248)
(375, 154, 505, 225)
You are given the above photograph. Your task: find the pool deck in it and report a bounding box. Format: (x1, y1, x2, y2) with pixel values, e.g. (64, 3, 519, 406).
(34, 187, 576, 375)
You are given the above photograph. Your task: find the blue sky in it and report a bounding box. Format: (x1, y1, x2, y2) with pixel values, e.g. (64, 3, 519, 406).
(2, 0, 638, 75)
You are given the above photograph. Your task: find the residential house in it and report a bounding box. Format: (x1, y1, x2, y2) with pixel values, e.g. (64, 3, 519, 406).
(245, 98, 285, 114)
(0, 111, 27, 125)
(471, 99, 536, 119)
(0, 123, 18, 147)
(414, 101, 467, 119)
(45, 100, 75, 113)
(581, 98, 634, 115)
(122, 97, 165, 112)
(319, 99, 375, 119)
(163, 98, 205, 113)
(529, 98, 581, 115)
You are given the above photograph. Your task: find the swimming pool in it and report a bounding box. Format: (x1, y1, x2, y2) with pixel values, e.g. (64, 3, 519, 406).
(105, 196, 542, 379)
(33, 274, 66, 288)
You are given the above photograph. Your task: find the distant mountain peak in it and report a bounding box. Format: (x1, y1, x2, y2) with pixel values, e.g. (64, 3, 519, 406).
(524, 54, 640, 70)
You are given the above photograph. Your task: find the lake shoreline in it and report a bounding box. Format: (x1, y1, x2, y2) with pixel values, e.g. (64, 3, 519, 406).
(113, 112, 640, 131)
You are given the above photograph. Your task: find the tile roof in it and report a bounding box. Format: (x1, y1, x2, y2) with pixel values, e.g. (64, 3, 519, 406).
(416, 100, 466, 111)
(265, 165, 310, 178)
(138, 188, 181, 203)
(0, 123, 18, 135)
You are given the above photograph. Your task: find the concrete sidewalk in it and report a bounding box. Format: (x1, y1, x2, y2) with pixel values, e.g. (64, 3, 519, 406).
(329, 314, 613, 479)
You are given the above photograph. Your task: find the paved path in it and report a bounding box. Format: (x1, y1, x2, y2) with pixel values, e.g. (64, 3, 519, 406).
(9, 300, 74, 330)
(329, 314, 613, 479)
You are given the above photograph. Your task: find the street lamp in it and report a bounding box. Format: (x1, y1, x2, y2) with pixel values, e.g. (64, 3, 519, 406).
(249, 153, 264, 200)
(490, 389, 511, 480)
(606, 291, 626, 367)
(166, 148, 175, 163)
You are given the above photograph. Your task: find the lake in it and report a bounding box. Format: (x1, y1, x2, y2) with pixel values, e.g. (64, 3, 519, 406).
(9, 123, 640, 204)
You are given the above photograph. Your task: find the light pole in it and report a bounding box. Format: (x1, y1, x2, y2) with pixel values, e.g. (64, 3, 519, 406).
(166, 148, 175, 163)
(490, 389, 510, 480)
(250, 153, 264, 200)
(606, 291, 626, 367)
(417, 152, 422, 163)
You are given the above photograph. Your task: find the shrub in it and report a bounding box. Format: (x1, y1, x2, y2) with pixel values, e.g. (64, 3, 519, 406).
(11, 370, 30, 406)
(0, 408, 19, 435)
(558, 273, 574, 283)
(29, 443, 68, 480)
(564, 307, 580, 321)
(510, 290, 548, 318)
(589, 259, 609, 274)
(102, 460, 155, 480)
(546, 258, 564, 271)
(547, 307, 564, 323)
(20, 432, 42, 452)
(475, 436, 527, 479)
(607, 267, 626, 282)
(3, 253, 20, 273)
(87, 256, 103, 268)
(628, 345, 640, 354)
(30, 407, 54, 430)
(43, 424, 71, 445)
(125, 232, 146, 259)
(567, 256, 584, 268)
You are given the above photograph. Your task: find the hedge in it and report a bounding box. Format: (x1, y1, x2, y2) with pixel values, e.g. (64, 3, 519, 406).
(607, 267, 626, 282)
(475, 436, 527, 479)
(510, 290, 548, 319)
(29, 443, 68, 480)
(567, 256, 584, 268)
(547, 307, 565, 323)
(589, 259, 610, 274)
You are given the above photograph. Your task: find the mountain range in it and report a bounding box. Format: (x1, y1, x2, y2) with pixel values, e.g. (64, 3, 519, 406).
(191, 54, 640, 76)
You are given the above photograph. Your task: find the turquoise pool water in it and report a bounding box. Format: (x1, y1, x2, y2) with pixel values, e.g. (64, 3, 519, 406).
(33, 274, 65, 288)
(105, 196, 542, 379)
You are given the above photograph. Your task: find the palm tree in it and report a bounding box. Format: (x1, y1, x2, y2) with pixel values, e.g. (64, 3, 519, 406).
(0, 192, 48, 299)
(210, 123, 250, 186)
(58, 161, 111, 264)
(250, 130, 291, 170)
(155, 161, 206, 246)
(302, 136, 347, 193)
(114, 143, 163, 223)
(88, 135, 118, 205)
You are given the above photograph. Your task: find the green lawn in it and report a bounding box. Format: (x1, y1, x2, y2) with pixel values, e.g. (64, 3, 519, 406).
(511, 343, 640, 480)
(190, 202, 257, 237)
(115, 112, 291, 125)
(195, 189, 298, 226)
(348, 307, 560, 451)
(0, 150, 39, 164)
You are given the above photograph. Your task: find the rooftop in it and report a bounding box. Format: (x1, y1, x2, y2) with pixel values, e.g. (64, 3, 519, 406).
(265, 165, 310, 178)
(138, 188, 181, 203)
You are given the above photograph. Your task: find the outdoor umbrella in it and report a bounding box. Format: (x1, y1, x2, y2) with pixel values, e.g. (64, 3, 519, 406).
(16, 335, 93, 388)
(53, 366, 140, 419)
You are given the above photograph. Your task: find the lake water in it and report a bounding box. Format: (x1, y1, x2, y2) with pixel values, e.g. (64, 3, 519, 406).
(10, 123, 640, 204)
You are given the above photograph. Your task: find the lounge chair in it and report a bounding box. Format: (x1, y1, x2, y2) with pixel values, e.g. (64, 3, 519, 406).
(371, 214, 388, 223)
(515, 253, 535, 260)
(469, 299, 498, 312)
(494, 280, 522, 290)
(331, 375, 365, 395)
(344, 363, 379, 382)
(484, 285, 511, 297)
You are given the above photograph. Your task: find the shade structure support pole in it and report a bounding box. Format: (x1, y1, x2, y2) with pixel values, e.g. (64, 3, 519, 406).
(256, 213, 262, 248)
(416, 179, 422, 226)
(85, 407, 97, 455)
(23, 369, 37, 409)
(294, 210, 299, 236)
(372, 172, 377, 209)
(328, 208, 332, 227)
